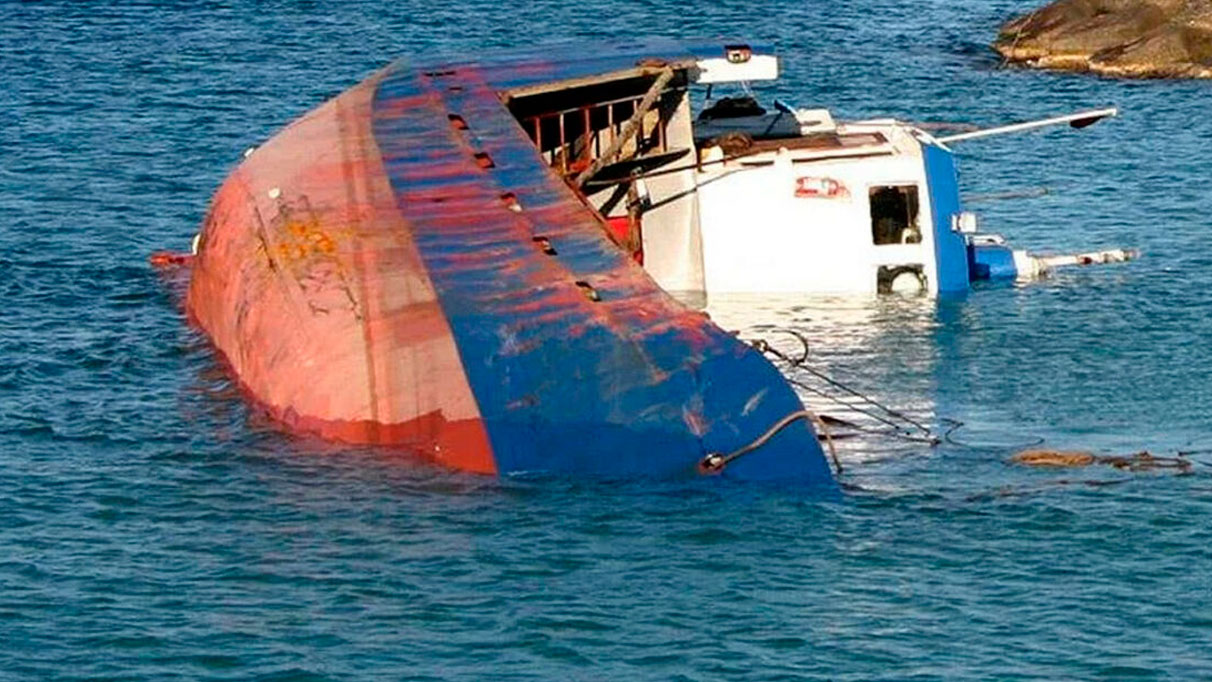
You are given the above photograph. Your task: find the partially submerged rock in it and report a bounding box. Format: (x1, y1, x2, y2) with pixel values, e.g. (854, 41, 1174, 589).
(1010, 449, 1193, 472)
(1010, 449, 1097, 467)
(994, 0, 1212, 78)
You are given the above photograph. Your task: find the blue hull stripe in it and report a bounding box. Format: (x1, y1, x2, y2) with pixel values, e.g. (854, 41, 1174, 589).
(923, 143, 971, 293)
(370, 62, 835, 486)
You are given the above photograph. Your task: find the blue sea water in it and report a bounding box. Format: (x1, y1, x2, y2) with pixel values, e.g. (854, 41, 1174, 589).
(4, 1, 1212, 679)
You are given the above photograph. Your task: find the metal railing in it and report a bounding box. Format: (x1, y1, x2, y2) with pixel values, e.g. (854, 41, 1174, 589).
(518, 91, 677, 176)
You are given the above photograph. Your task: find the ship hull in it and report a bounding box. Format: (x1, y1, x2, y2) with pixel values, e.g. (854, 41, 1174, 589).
(186, 45, 835, 486)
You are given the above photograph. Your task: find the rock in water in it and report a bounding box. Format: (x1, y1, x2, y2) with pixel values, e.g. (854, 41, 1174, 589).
(1010, 449, 1097, 467)
(994, 0, 1212, 78)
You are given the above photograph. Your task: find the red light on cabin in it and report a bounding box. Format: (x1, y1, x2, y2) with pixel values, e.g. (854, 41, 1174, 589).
(794, 176, 849, 200)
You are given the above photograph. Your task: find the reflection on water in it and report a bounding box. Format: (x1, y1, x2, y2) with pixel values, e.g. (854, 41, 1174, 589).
(705, 293, 941, 467)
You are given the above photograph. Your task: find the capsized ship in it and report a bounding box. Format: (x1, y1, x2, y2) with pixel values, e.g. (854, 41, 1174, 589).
(179, 40, 840, 485)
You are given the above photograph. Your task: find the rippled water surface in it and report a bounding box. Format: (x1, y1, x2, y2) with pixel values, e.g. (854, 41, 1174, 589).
(4, 1, 1212, 679)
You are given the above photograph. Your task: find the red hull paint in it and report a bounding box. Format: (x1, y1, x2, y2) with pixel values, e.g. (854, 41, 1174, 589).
(186, 73, 496, 474)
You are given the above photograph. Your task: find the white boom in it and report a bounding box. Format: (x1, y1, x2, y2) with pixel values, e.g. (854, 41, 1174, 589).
(937, 108, 1118, 144)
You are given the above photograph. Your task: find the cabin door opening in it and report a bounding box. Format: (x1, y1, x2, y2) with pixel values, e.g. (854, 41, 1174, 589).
(869, 185, 921, 246)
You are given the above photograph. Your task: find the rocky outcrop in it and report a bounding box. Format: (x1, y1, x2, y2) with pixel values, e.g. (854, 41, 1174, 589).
(994, 0, 1212, 78)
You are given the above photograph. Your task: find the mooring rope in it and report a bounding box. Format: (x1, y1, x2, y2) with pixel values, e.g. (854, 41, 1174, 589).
(699, 409, 843, 477)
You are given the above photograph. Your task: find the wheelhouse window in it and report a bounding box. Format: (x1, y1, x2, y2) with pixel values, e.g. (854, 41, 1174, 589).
(869, 185, 922, 245)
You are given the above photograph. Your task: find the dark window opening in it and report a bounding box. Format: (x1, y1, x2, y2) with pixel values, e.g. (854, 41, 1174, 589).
(869, 185, 921, 246)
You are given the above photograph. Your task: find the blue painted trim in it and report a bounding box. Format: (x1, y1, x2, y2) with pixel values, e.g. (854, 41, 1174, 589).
(969, 244, 1018, 280)
(922, 143, 970, 293)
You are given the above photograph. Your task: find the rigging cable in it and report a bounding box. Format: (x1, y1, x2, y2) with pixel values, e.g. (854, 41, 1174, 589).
(706, 328, 1068, 477)
(750, 331, 937, 441)
(749, 330, 1048, 450)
